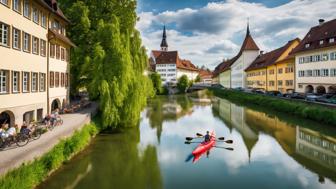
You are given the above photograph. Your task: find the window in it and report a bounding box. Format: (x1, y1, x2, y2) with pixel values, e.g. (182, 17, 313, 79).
(306, 70, 312, 77)
(313, 69, 320, 77)
(285, 80, 293, 86)
(305, 43, 310, 48)
(22, 72, 30, 92)
(12, 71, 20, 93)
(299, 57, 304, 64)
(330, 52, 336, 60)
(330, 38, 335, 43)
(23, 32, 31, 52)
(23, 0, 30, 18)
(269, 69, 274, 75)
(39, 73, 45, 91)
(50, 72, 54, 88)
(285, 67, 294, 73)
(56, 45, 60, 59)
(0, 0, 9, 6)
(61, 73, 64, 87)
(65, 73, 69, 87)
(40, 39, 46, 56)
(278, 80, 283, 86)
(331, 69, 336, 77)
(32, 7, 39, 24)
(269, 81, 275, 86)
(278, 68, 283, 74)
(319, 40, 324, 45)
(32, 36, 39, 54)
(31, 72, 38, 92)
(0, 22, 10, 47)
(50, 43, 55, 58)
(53, 20, 59, 31)
(55, 72, 59, 87)
(322, 54, 329, 61)
(12, 28, 21, 50)
(41, 12, 47, 28)
(321, 69, 329, 77)
(0, 70, 9, 94)
(13, 0, 21, 12)
(61, 48, 65, 60)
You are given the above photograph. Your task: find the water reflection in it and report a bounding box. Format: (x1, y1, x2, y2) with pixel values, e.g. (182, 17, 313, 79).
(212, 97, 336, 183)
(38, 93, 336, 189)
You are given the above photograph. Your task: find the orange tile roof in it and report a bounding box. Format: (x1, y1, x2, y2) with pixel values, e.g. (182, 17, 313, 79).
(151, 50, 199, 71)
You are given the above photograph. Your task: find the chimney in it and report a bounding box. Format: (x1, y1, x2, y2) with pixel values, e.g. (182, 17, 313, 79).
(319, 19, 325, 26)
(260, 51, 264, 55)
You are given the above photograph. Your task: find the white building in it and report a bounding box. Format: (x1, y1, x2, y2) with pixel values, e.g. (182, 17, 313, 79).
(292, 19, 336, 94)
(150, 26, 199, 85)
(230, 24, 260, 89)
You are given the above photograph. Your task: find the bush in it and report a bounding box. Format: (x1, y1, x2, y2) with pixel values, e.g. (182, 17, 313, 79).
(210, 88, 336, 126)
(0, 118, 101, 189)
(177, 75, 189, 93)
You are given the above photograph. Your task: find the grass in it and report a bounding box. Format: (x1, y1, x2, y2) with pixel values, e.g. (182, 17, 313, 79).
(0, 116, 102, 189)
(210, 88, 336, 126)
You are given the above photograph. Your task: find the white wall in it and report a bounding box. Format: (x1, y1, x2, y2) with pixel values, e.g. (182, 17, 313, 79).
(177, 69, 198, 81)
(156, 63, 177, 84)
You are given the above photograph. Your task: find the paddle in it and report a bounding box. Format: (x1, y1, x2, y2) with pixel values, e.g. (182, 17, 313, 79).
(185, 136, 202, 141)
(214, 146, 234, 151)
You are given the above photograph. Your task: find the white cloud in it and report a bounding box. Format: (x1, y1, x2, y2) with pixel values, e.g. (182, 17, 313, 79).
(137, 0, 336, 69)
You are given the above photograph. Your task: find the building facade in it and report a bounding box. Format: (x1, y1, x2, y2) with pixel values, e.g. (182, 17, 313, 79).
(0, 0, 73, 127)
(245, 38, 300, 93)
(292, 19, 336, 94)
(150, 26, 199, 85)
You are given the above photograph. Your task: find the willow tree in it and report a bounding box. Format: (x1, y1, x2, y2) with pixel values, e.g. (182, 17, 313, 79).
(59, 0, 154, 129)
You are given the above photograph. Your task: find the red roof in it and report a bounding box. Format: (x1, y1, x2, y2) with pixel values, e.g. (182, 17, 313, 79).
(245, 38, 300, 71)
(151, 50, 198, 71)
(291, 19, 336, 54)
(199, 69, 213, 79)
(213, 25, 259, 77)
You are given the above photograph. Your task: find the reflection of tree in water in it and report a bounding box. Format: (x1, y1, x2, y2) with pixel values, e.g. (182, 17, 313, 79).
(146, 96, 194, 143)
(38, 128, 163, 189)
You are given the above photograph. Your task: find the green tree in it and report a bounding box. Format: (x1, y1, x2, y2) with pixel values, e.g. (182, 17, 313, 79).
(177, 75, 189, 93)
(150, 73, 163, 94)
(195, 75, 201, 82)
(59, 0, 154, 129)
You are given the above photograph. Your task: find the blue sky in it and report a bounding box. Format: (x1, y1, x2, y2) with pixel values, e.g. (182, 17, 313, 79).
(136, 0, 336, 69)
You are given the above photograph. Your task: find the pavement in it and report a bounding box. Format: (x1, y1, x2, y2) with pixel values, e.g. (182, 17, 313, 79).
(0, 103, 98, 176)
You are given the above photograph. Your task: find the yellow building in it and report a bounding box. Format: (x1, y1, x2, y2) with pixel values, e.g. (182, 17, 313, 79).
(0, 0, 73, 126)
(245, 38, 300, 93)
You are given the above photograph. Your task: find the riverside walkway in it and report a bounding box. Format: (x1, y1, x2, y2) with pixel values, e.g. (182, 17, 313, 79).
(0, 103, 98, 176)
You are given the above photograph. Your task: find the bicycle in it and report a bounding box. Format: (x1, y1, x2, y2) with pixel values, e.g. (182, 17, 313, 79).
(0, 134, 29, 150)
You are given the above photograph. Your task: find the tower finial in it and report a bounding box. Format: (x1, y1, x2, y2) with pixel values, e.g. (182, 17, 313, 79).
(246, 17, 250, 36)
(160, 25, 168, 51)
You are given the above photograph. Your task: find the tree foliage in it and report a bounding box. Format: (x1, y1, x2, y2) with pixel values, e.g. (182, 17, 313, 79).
(59, 0, 154, 129)
(149, 73, 163, 94)
(195, 75, 201, 82)
(177, 75, 189, 93)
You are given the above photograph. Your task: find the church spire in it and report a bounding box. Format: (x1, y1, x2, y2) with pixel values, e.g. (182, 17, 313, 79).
(160, 25, 168, 51)
(246, 18, 250, 36)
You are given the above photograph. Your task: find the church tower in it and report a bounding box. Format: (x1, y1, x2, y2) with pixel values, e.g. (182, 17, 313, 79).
(160, 25, 168, 51)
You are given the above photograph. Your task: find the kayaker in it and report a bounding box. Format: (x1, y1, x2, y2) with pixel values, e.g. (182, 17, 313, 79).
(204, 131, 210, 142)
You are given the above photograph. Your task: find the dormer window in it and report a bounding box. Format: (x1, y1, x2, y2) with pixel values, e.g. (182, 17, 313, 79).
(319, 40, 324, 45)
(330, 38, 335, 43)
(305, 43, 310, 48)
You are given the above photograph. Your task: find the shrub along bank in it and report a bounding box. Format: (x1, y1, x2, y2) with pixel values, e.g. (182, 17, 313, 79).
(210, 88, 336, 126)
(0, 117, 102, 189)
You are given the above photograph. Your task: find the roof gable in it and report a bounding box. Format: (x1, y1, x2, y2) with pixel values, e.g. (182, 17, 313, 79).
(291, 19, 336, 54)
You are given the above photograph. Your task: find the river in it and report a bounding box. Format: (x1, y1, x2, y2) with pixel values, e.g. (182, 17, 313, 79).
(37, 92, 336, 189)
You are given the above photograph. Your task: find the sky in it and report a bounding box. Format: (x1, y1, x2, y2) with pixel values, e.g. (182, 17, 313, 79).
(136, 0, 336, 69)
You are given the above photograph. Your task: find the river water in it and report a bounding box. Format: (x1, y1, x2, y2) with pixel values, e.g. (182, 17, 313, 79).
(37, 93, 336, 189)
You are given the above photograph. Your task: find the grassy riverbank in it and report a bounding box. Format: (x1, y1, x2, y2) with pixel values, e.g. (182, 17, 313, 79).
(0, 117, 102, 189)
(210, 88, 336, 126)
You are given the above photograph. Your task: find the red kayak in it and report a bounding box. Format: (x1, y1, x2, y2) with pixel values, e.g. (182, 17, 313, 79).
(192, 131, 216, 156)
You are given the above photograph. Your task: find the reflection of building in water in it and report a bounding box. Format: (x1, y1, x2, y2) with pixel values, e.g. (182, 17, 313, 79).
(296, 127, 336, 172)
(243, 107, 336, 182)
(213, 97, 259, 161)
